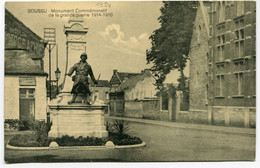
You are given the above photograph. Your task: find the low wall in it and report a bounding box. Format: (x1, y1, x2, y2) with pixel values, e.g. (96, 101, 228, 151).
(142, 99, 160, 120)
(124, 101, 143, 118)
(249, 108, 256, 128)
(177, 110, 208, 124)
(212, 106, 256, 128)
(123, 99, 169, 121)
(177, 106, 256, 128)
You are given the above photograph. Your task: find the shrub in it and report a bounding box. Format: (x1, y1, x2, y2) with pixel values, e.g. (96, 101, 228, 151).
(50, 135, 107, 146)
(111, 120, 130, 136)
(4, 119, 32, 131)
(108, 132, 142, 145)
(18, 120, 31, 131)
(30, 120, 51, 146)
(9, 134, 42, 147)
(105, 121, 112, 132)
(8, 119, 143, 147)
(4, 119, 19, 130)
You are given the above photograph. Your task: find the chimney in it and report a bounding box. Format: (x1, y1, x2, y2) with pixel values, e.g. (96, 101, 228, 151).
(113, 69, 118, 74)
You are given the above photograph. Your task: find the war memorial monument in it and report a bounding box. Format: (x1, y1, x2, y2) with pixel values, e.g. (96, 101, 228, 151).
(48, 20, 108, 138)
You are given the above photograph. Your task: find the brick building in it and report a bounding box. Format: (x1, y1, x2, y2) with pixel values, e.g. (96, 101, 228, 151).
(5, 9, 48, 124)
(186, 1, 256, 128)
(188, 2, 210, 124)
(207, 1, 256, 127)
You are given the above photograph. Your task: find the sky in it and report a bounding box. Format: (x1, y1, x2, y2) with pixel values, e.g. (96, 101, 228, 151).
(5, 1, 189, 83)
(1, 1, 260, 168)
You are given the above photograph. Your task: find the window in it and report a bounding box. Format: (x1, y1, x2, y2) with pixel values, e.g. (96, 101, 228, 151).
(235, 73, 243, 95)
(217, 75, 224, 96)
(234, 18, 245, 58)
(236, 1, 244, 16)
(216, 25, 225, 61)
(19, 88, 35, 121)
(18, 37, 22, 46)
(31, 44, 35, 51)
(105, 92, 109, 100)
(135, 92, 139, 100)
(19, 88, 35, 98)
(217, 1, 225, 23)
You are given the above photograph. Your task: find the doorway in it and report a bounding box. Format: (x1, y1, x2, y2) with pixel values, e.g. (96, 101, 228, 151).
(19, 88, 35, 122)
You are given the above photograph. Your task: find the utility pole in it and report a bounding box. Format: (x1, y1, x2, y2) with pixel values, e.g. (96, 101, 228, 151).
(44, 28, 56, 101)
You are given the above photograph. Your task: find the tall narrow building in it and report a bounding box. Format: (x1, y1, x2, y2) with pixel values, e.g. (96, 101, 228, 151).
(189, 2, 210, 124)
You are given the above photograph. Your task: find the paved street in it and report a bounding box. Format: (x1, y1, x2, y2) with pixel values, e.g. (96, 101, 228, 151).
(4, 118, 255, 163)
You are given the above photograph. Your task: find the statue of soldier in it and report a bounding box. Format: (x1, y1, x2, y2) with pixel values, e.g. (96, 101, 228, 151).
(66, 53, 98, 104)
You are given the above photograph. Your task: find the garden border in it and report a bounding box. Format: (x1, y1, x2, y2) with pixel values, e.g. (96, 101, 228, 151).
(6, 141, 146, 150)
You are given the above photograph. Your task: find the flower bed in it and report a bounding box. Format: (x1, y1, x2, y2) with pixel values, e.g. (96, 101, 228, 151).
(8, 119, 142, 147)
(8, 133, 142, 147)
(9, 134, 47, 147)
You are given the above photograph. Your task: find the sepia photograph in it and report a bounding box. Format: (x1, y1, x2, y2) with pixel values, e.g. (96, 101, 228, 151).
(2, 0, 258, 167)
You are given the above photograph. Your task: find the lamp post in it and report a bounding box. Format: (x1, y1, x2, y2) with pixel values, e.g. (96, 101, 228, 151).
(44, 28, 56, 100)
(55, 68, 61, 95)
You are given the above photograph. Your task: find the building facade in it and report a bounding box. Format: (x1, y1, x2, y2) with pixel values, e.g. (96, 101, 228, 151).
(207, 1, 256, 127)
(118, 69, 157, 101)
(109, 69, 140, 92)
(90, 80, 110, 104)
(109, 70, 175, 121)
(186, 1, 256, 127)
(5, 9, 48, 123)
(189, 2, 210, 117)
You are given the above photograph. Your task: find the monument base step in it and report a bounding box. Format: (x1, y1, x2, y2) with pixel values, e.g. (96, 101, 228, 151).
(49, 130, 108, 138)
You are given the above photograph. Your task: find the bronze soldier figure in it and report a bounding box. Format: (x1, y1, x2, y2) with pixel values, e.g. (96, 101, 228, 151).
(66, 53, 98, 104)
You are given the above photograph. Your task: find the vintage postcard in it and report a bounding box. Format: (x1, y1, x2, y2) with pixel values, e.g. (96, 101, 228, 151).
(2, 0, 257, 167)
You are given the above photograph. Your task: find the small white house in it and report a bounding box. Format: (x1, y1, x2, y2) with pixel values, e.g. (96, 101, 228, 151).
(5, 9, 48, 123)
(119, 69, 157, 100)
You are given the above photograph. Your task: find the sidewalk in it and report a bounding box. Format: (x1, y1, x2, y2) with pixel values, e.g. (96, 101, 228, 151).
(105, 114, 256, 136)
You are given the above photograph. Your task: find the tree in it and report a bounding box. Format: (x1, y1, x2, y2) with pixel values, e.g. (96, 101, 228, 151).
(146, 1, 197, 91)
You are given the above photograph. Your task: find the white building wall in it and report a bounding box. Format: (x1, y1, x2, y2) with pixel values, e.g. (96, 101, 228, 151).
(4, 75, 47, 121)
(92, 86, 110, 104)
(4, 76, 19, 119)
(125, 77, 157, 101)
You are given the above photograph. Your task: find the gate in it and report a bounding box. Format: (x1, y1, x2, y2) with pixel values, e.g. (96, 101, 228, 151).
(109, 92, 125, 117)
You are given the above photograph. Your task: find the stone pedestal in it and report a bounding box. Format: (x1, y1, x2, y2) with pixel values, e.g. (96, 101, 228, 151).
(48, 103, 108, 138)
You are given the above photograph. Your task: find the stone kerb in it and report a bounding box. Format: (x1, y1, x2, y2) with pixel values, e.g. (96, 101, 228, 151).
(6, 141, 146, 150)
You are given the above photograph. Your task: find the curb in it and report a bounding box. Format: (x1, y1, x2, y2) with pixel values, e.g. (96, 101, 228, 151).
(6, 143, 49, 150)
(115, 142, 146, 149)
(6, 142, 146, 150)
(105, 116, 256, 136)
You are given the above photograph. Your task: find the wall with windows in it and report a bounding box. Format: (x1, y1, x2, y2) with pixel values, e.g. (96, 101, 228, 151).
(209, 1, 255, 106)
(124, 76, 157, 101)
(4, 76, 47, 121)
(93, 86, 110, 104)
(207, 1, 255, 127)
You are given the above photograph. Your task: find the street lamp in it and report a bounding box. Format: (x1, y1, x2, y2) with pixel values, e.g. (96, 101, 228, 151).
(55, 68, 61, 95)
